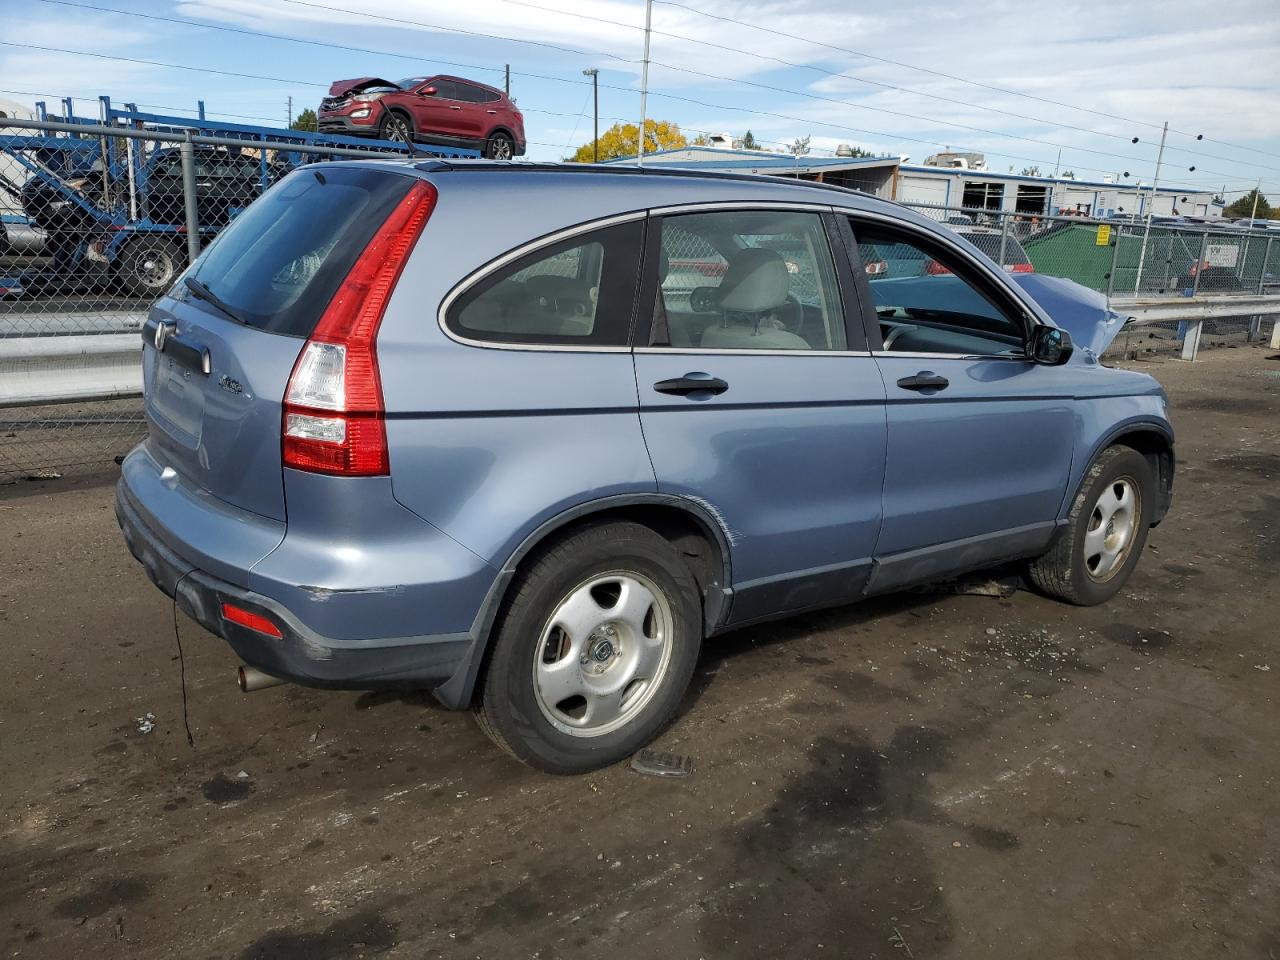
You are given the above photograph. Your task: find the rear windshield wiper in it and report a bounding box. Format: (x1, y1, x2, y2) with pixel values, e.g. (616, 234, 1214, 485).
(185, 276, 245, 326)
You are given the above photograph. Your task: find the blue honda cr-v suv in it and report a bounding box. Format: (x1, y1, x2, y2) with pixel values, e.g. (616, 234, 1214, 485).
(117, 161, 1173, 772)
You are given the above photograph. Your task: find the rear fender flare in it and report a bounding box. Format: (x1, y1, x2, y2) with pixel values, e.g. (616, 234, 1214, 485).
(432, 493, 735, 709)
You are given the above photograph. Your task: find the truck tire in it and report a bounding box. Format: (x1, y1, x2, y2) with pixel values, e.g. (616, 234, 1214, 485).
(119, 238, 185, 297)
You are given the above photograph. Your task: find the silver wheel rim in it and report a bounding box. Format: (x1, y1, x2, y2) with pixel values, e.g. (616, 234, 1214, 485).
(532, 571, 674, 738)
(490, 137, 512, 159)
(387, 118, 410, 142)
(134, 249, 173, 290)
(1084, 476, 1141, 582)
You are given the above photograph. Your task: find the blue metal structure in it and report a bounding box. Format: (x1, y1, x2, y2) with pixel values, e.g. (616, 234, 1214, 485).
(0, 95, 479, 294)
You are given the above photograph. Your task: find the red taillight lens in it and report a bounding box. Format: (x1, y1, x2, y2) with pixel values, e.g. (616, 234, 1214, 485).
(1008, 263, 1035, 273)
(282, 179, 436, 476)
(924, 259, 951, 275)
(221, 602, 284, 638)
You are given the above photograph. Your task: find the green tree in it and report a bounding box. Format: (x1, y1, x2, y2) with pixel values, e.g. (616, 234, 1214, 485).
(790, 135, 811, 156)
(570, 119, 688, 162)
(1020, 165, 1041, 177)
(290, 108, 318, 132)
(741, 129, 760, 150)
(1224, 188, 1274, 219)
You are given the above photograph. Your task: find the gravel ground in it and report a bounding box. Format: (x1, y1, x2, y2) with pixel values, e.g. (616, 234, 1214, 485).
(1, 348, 1278, 960)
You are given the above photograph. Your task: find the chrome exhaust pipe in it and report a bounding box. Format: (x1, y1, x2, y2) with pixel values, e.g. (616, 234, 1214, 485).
(238, 665, 285, 693)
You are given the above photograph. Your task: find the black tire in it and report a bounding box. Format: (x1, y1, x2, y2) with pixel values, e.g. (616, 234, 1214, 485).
(119, 238, 185, 297)
(484, 132, 514, 160)
(475, 521, 702, 774)
(379, 111, 415, 144)
(1029, 445, 1155, 605)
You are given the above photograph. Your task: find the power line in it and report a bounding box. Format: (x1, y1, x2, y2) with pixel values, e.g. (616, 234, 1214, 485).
(649, 0, 1280, 164)
(36, 0, 1272, 184)
(475, 0, 1278, 169)
(0, 36, 1256, 188)
(0, 87, 282, 122)
(0, 39, 1187, 181)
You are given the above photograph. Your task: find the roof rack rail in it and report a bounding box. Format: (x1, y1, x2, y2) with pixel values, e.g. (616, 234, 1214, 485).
(409, 160, 873, 198)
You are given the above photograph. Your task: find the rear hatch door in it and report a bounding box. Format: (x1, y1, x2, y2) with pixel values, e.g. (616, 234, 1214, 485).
(142, 165, 418, 523)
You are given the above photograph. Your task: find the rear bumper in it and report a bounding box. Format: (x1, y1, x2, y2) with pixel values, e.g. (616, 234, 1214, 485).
(115, 461, 495, 698)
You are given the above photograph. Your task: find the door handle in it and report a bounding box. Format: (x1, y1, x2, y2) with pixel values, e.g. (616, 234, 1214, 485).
(449, 105, 461, 110)
(896, 372, 949, 392)
(653, 374, 729, 397)
(487, 109, 498, 114)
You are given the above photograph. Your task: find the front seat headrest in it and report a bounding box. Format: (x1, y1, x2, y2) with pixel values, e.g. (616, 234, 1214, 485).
(717, 247, 790, 313)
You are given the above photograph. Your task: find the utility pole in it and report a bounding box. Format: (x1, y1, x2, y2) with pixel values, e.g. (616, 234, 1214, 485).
(287, 95, 292, 127)
(582, 68, 599, 163)
(1249, 177, 1262, 230)
(504, 65, 510, 96)
(1133, 120, 1168, 294)
(637, 0, 652, 166)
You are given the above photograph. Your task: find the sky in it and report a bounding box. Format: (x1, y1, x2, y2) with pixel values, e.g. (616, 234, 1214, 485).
(2, 0, 1278, 203)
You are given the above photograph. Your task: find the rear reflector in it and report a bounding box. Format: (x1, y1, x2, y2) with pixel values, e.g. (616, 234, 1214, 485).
(1008, 263, 1035, 273)
(282, 179, 437, 476)
(221, 602, 284, 638)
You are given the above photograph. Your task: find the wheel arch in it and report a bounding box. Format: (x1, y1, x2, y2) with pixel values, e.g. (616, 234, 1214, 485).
(1065, 419, 1174, 527)
(432, 494, 734, 709)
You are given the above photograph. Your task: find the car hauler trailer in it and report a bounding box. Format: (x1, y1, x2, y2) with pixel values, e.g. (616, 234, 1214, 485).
(0, 96, 479, 299)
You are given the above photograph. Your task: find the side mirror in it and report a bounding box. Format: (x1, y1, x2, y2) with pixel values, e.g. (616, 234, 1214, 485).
(420, 86, 437, 97)
(1030, 324, 1073, 365)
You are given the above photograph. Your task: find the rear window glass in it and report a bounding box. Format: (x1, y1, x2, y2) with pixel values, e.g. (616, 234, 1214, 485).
(187, 167, 411, 337)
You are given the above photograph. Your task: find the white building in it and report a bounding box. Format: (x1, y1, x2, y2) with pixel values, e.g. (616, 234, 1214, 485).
(895, 164, 1224, 219)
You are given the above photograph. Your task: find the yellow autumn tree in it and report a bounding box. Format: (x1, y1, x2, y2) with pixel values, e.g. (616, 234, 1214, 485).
(570, 119, 688, 162)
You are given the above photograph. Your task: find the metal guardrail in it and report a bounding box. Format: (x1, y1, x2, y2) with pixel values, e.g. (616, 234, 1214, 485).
(3, 295, 1276, 410)
(0, 333, 141, 408)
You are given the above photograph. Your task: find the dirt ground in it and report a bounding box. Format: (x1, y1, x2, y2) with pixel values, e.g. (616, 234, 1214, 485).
(2, 347, 1278, 960)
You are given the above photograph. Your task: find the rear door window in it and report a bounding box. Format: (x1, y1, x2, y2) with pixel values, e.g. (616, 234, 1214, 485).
(454, 83, 499, 103)
(186, 167, 413, 337)
(649, 209, 847, 351)
(446, 220, 644, 347)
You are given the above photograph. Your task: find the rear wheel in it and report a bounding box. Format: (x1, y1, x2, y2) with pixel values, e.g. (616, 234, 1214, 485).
(379, 111, 415, 144)
(484, 132, 514, 160)
(475, 522, 702, 773)
(1029, 445, 1154, 605)
(119, 238, 185, 297)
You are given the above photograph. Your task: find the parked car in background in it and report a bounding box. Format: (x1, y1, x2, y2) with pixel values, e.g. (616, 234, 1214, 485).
(318, 76, 526, 159)
(117, 162, 1173, 774)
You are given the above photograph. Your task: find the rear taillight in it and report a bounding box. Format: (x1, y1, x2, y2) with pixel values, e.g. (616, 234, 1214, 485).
(282, 180, 436, 476)
(924, 259, 951, 275)
(864, 259, 888, 276)
(1008, 263, 1035, 273)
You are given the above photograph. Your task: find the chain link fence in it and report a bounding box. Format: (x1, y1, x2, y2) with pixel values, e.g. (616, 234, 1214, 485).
(3, 111, 1278, 480)
(1, 111, 429, 482)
